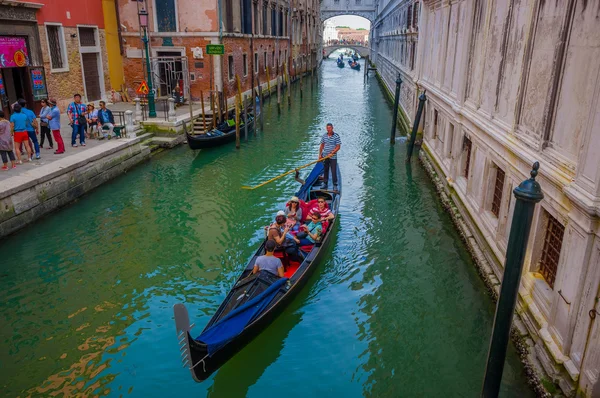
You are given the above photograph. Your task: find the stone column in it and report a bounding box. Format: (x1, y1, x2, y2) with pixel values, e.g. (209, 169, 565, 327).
(134, 98, 142, 122)
(168, 97, 177, 122)
(125, 110, 136, 138)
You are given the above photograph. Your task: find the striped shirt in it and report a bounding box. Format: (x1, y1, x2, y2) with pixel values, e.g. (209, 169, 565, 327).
(320, 132, 341, 159)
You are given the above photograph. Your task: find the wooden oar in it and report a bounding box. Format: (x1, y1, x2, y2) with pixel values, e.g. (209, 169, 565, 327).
(242, 155, 333, 190)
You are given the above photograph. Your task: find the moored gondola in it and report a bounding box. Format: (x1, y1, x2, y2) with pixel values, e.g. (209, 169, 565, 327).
(174, 162, 341, 382)
(186, 114, 255, 150)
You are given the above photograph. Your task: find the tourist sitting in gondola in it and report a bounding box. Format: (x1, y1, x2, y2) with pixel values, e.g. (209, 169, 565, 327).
(307, 197, 335, 221)
(267, 211, 301, 258)
(285, 196, 302, 231)
(294, 212, 323, 246)
(253, 239, 285, 277)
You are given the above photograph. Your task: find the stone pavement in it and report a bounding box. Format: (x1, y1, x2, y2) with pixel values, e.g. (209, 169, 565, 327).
(0, 112, 127, 185)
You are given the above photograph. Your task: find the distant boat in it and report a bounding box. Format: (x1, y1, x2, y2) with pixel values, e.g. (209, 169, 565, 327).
(348, 60, 361, 70)
(352, 54, 359, 61)
(337, 59, 345, 68)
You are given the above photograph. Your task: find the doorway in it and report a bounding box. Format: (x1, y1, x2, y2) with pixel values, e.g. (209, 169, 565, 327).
(156, 51, 183, 98)
(0, 67, 34, 115)
(81, 53, 101, 101)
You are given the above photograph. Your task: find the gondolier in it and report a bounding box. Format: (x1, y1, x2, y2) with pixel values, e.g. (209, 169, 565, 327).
(319, 123, 341, 190)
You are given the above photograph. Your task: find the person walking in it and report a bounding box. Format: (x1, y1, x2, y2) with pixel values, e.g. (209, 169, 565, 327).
(318, 122, 341, 190)
(9, 104, 33, 163)
(97, 101, 115, 139)
(38, 98, 53, 149)
(67, 93, 86, 147)
(0, 110, 16, 170)
(46, 99, 65, 154)
(19, 99, 40, 160)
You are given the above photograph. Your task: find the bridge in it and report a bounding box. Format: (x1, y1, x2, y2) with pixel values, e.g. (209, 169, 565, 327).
(322, 44, 370, 58)
(320, 0, 376, 22)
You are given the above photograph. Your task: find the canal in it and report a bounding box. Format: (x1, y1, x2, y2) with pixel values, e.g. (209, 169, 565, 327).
(0, 54, 533, 397)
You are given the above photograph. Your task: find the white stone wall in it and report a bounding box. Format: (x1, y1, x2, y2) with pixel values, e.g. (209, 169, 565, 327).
(412, 0, 600, 396)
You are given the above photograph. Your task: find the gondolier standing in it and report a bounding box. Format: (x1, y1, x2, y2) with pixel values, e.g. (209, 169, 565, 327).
(319, 123, 341, 190)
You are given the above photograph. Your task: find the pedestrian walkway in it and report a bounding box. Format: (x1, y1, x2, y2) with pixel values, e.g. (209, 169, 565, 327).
(0, 112, 124, 184)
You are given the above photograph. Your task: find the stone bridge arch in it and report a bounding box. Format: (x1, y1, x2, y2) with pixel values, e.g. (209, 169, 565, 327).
(322, 45, 370, 58)
(320, 0, 376, 22)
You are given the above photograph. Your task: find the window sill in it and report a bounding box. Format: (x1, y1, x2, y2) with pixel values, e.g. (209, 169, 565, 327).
(50, 67, 70, 73)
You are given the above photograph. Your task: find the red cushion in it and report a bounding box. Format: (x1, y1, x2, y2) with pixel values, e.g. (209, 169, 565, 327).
(300, 244, 314, 252)
(299, 199, 329, 223)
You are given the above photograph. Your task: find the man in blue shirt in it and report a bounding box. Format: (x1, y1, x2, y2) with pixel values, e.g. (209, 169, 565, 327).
(97, 101, 115, 139)
(318, 122, 341, 190)
(18, 99, 40, 159)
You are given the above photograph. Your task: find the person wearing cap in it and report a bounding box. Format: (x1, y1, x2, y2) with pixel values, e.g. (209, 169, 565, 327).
(284, 196, 302, 231)
(253, 239, 285, 277)
(46, 99, 65, 154)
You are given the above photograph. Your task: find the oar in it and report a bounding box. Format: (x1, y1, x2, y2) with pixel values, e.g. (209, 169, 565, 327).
(242, 155, 332, 190)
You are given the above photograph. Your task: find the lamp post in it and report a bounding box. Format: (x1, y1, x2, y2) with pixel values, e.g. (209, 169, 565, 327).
(138, 7, 156, 118)
(390, 73, 402, 145)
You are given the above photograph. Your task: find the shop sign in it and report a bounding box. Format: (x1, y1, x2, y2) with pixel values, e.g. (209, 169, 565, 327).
(0, 76, 5, 96)
(0, 36, 29, 68)
(30, 67, 47, 100)
(206, 44, 225, 55)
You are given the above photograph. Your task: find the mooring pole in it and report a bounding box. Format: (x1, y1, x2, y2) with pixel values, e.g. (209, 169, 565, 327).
(390, 73, 402, 145)
(406, 91, 427, 161)
(482, 162, 544, 398)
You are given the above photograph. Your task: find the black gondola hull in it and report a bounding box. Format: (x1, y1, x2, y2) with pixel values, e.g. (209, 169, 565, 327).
(185, 165, 341, 381)
(186, 119, 254, 150)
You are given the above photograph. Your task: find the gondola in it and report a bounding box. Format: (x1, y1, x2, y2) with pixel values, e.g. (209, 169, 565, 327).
(348, 59, 361, 70)
(337, 59, 345, 68)
(174, 162, 341, 382)
(352, 53, 359, 61)
(186, 114, 255, 150)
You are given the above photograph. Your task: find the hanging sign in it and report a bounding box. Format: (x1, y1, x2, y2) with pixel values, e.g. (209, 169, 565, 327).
(136, 80, 149, 95)
(30, 67, 48, 100)
(0, 36, 29, 67)
(206, 44, 225, 55)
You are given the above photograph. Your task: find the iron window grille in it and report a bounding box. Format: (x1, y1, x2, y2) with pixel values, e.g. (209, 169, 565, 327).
(491, 167, 505, 218)
(539, 214, 564, 289)
(463, 137, 472, 179)
(78, 27, 96, 47)
(47, 25, 64, 69)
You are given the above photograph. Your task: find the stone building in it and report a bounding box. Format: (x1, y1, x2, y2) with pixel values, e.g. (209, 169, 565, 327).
(0, 0, 112, 113)
(323, 19, 338, 44)
(371, 0, 600, 395)
(370, 0, 419, 132)
(336, 27, 369, 44)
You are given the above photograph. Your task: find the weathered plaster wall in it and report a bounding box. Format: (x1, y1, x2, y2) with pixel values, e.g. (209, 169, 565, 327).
(409, 0, 600, 396)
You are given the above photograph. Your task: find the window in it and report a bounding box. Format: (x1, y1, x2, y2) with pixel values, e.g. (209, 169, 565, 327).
(278, 10, 283, 36)
(46, 24, 67, 70)
(264, 52, 267, 71)
(242, 0, 252, 34)
(156, 0, 177, 32)
(272, 50, 275, 67)
(271, 8, 277, 36)
(491, 166, 505, 218)
(539, 213, 564, 289)
(243, 53, 248, 76)
(407, 5, 412, 29)
(356, 0, 361, 4)
(446, 123, 455, 158)
(78, 27, 96, 46)
(253, 3, 259, 34)
(225, 0, 234, 32)
(413, 2, 420, 29)
(433, 109, 438, 140)
(463, 137, 472, 179)
(228, 55, 234, 80)
(262, 3, 268, 35)
(255, 52, 259, 74)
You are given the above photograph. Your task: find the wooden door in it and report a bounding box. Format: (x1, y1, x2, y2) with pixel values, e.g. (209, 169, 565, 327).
(81, 53, 101, 101)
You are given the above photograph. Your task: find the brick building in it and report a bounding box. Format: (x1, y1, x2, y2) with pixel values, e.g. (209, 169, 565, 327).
(0, 0, 112, 113)
(116, 0, 321, 107)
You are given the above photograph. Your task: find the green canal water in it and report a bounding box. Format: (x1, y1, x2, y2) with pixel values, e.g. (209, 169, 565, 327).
(0, 56, 534, 397)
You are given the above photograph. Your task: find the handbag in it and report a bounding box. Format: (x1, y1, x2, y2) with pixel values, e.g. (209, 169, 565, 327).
(74, 104, 86, 125)
(296, 231, 308, 239)
(40, 121, 48, 127)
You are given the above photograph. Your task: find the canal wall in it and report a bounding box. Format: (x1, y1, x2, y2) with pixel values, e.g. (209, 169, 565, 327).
(0, 135, 152, 239)
(418, 148, 555, 397)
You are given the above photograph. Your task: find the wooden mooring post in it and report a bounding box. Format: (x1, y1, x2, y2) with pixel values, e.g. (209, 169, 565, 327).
(258, 85, 264, 130)
(266, 67, 272, 98)
(243, 94, 248, 142)
(216, 91, 222, 125)
(235, 101, 240, 149)
(200, 90, 206, 132)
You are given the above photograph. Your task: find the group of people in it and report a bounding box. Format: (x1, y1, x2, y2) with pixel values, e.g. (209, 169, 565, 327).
(0, 93, 117, 171)
(253, 122, 341, 277)
(255, 196, 336, 277)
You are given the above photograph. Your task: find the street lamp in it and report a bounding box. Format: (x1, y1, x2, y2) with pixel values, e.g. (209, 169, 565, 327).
(138, 6, 156, 118)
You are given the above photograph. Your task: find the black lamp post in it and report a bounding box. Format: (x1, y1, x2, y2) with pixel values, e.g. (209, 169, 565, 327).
(138, 6, 156, 118)
(390, 73, 402, 145)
